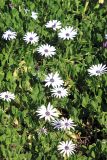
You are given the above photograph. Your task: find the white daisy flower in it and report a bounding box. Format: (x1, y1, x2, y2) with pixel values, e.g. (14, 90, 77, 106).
(45, 20, 61, 30)
(58, 26, 77, 40)
(37, 127, 47, 135)
(51, 119, 61, 130)
(60, 118, 75, 130)
(88, 64, 107, 76)
(57, 140, 76, 157)
(24, 8, 30, 13)
(44, 72, 64, 88)
(23, 32, 39, 44)
(31, 11, 38, 20)
(51, 87, 68, 98)
(0, 91, 15, 102)
(37, 44, 56, 57)
(2, 30, 17, 40)
(36, 103, 59, 121)
(105, 34, 107, 39)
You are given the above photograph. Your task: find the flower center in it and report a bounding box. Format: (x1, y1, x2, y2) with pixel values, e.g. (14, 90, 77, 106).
(29, 37, 33, 40)
(57, 122, 61, 127)
(96, 70, 101, 74)
(5, 95, 8, 98)
(66, 33, 70, 36)
(65, 146, 69, 150)
(52, 23, 56, 28)
(57, 90, 61, 94)
(8, 34, 11, 37)
(44, 49, 48, 52)
(41, 128, 45, 132)
(50, 78, 54, 82)
(65, 122, 69, 126)
(45, 111, 50, 116)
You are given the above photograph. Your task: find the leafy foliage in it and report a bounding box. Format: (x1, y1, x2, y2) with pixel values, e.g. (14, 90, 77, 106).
(0, 0, 107, 159)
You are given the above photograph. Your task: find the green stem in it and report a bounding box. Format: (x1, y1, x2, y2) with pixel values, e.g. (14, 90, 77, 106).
(75, 0, 79, 13)
(82, 1, 89, 17)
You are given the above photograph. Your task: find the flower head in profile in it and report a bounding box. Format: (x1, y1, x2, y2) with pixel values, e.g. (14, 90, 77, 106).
(2, 30, 17, 40)
(0, 91, 15, 102)
(103, 41, 107, 48)
(31, 11, 38, 20)
(57, 140, 76, 157)
(36, 103, 59, 121)
(37, 44, 56, 57)
(51, 119, 61, 130)
(44, 72, 64, 87)
(23, 32, 39, 44)
(51, 87, 68, 98)
(58, 26, 77, 40)
(88, 64, 107, 76)
(45, 20, 61, 30)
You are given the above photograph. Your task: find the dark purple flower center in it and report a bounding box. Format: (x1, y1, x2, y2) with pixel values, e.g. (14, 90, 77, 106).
(50, 78, 54, 82)
(29, 37, 33, 40)
(65, 122, 69, 126)
(41, 128, 45, 132)
(5, 95, 8, 98)
(8, 34, 11, 37)
(96, 70, 101, 74)
(52, 23, 56, 28)
(65, 146, 69, 150)
(57, 122, 60, 126)
(57, 90, 61, 94)
(45, 111, 50, 116)
(66, 33, 70, 37)
(44, 49, 48, 52)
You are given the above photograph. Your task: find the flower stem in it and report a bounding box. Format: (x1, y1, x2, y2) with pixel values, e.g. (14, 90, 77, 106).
(82, 1, 89, 17)
(64, 156, 67, 160)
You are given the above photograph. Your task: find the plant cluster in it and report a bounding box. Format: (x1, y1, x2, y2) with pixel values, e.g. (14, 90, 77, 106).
(0, 0, 107, 160)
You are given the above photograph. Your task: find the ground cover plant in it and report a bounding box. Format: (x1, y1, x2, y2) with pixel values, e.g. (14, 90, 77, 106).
(0, 0, 107, 159)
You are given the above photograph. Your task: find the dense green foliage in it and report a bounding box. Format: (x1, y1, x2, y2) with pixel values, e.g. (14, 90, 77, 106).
(0, 0, 107, 159)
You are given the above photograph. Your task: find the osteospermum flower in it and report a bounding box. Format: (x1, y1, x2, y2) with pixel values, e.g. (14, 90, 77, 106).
(23, 32, 39, 44)
(45, 20, 61, 30)
(36, 103, 59, 121)
(37, 127, 47, 135)
(31, 11, 38, 20)
(60, 118, 75, 130)
(51, 87, 68, 98)
(24, 8, 30, 13)
(57, 140, 76, 157)
(2, 30, 17, 40)
(51, 119, 61, 130)
(37, 44, 56, 57)
(88, 64, 107, 76)
(44, 72, 64, 87)
(0, 91, 15, 102)
(103, 41, 107, 48)
(58, 26, 77, 40)
(105, 34, 107, 39)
